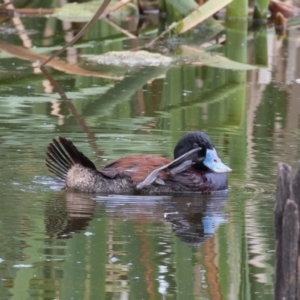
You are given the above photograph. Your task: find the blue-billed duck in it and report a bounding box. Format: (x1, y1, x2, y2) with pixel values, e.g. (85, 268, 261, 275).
(46, 131, 231, 194)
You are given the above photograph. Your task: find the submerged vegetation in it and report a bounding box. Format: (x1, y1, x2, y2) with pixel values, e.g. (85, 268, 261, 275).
(0, 0, 299, 79)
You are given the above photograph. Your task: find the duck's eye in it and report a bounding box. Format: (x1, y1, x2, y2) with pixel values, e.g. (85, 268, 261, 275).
(193, 143, 199, 148)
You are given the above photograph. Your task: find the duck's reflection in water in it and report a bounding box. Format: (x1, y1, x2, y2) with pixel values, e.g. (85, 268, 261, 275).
(45, 192, 228, 247)
(45, 192, 96, 239)
(164, 194, 227, 247)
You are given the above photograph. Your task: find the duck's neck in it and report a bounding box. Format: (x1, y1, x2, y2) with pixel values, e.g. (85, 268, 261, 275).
(193, 162, 211, 173)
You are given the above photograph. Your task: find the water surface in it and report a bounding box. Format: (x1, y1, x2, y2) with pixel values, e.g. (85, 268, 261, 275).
(0, 3, 300, 299)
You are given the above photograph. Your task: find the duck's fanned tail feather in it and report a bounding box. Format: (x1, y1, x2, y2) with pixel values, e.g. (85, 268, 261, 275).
(46, 137, 96, 180)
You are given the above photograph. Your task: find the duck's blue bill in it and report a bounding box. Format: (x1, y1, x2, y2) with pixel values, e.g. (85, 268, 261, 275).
(203, 149, 232, 173)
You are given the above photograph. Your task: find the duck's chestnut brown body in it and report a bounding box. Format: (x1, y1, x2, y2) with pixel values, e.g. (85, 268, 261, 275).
(46, 132, 231, 194)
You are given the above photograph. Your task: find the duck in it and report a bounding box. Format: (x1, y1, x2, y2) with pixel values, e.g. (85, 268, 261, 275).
(46, 131, 231, 194)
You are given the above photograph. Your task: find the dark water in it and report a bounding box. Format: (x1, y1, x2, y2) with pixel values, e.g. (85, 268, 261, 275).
(0, 3, 300, 299)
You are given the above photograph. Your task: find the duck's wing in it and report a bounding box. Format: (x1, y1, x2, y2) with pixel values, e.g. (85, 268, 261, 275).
(46, 137, 97, 181)
(99, 155, 172, 182)
(136, 147, 201, 189)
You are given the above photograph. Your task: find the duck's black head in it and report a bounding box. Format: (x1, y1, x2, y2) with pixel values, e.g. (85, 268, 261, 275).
(174, 131, 231, 173)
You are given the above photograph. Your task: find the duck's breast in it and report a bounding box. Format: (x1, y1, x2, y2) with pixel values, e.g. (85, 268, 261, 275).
(166, 169, 228, 192)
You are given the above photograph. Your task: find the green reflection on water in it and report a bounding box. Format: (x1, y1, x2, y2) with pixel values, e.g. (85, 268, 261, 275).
(0, 2, 299, 299)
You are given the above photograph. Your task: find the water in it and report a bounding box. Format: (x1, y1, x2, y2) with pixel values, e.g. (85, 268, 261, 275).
(0, 2, 300, 299)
